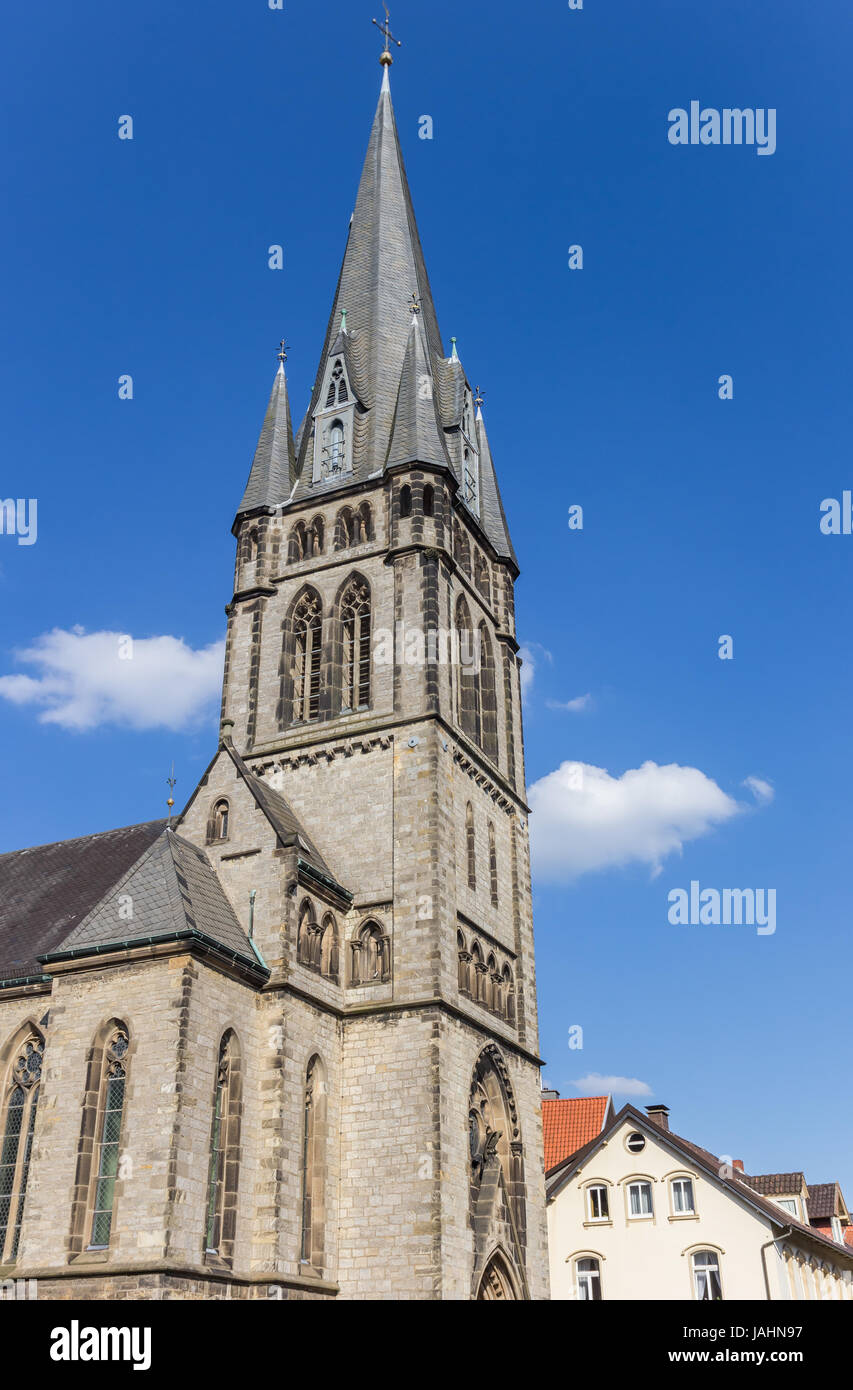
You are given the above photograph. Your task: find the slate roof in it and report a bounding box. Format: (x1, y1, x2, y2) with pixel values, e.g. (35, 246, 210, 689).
(542, 1096, 611, 1171)
(291, 73, 444, 503)
(476, 406, 518, 567)
(48, 829, 263, 972)
(0, 820, 167, 984)
(385, 315, 452, 472)
(235, 361, 296, 525)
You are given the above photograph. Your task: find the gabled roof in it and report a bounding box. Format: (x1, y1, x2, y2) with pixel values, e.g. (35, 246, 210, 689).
(44, 829, 264, 975)
(222, 744, 349, 898)
(0, 820, 167, 985)
(546, 1104, 853, 1266)
(234, 361, 296, 526)
(542, 1095, 612, 1171)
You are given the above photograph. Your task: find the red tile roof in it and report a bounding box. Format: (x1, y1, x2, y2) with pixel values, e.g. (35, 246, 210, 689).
(542, 1096, 610, 1171)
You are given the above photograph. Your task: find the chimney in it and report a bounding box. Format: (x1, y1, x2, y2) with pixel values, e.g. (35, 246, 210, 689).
(732, 1159, 744, 1172)
(541, 1088, 560, 1101)
(645, 1104, 670, 1131)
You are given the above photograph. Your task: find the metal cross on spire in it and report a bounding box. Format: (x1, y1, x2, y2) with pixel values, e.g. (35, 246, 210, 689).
(166, 762, 176, 828)
(475, 385, 484, 408)
(277, 338, 290, 364)
(372, 4, 401, 65)
(409, 291, 421, 317)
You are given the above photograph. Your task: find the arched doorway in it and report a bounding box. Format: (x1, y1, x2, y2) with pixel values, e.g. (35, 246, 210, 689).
(477, 1251, 519, 1301)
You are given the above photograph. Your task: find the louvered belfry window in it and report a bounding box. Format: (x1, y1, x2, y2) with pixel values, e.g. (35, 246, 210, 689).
(341, 579, 371, 711)
(0, 1032, 43, 1263)
(292, 592, 322, 722)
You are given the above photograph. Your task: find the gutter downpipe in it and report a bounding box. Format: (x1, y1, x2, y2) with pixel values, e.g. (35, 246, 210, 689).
(761, 1225, 793, 1301)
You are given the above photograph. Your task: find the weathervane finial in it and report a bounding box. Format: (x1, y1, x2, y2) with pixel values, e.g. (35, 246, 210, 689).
(372, 4, 401, 66)
(409, 291, 421, 317)
(277, 338, 289, 364)
(166, 762, 176, 828)
(475, 385, 484, 408)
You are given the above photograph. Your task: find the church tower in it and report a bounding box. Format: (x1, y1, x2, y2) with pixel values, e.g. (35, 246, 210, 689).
(179, 49, 549, 1299)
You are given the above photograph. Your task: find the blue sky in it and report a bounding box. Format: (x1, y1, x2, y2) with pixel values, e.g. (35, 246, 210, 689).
(1, 1, 851, 1196)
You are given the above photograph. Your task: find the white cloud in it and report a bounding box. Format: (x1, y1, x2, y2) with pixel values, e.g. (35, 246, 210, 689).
(571, 1073, 653, 1098)
(0, 628, 224, 732)
(546, 693, 592, 713)
(517, 642, 551, 702)
(742, 775, 774, 806)
(528, 759, 742, 881)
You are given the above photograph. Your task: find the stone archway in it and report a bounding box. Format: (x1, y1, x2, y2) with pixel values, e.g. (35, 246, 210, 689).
(476, 1251, 519, 1301)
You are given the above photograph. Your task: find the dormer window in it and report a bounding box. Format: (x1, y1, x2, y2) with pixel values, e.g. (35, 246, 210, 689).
(463, 447, 479, 515)
(313, 357, 355, 483)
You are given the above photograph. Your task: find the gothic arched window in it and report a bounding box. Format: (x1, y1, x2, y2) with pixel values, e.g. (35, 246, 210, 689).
(357, 502, 372, 543)
(488, 823, 499, 907)
(423, 483, 434, 517)
(320, 914, 339, 982)
(325, 359, 345, 408)
(0, 1027, 44, 1264)
(247, 527, 259, 562)
(207, 799, 230, 844)
(300, 1055, 327, 1272)
(351, 921, 390, 985)
(456, 597, 480, 743)
(503, 965, 516, 1024)
(340, 578, 371, 712)
(400, 484, 412, 519)
(457, 931, 470, 995)
(470, 941, 484, 1002)
(466, 802, 476, 891)
(468, 1047, 526, 1270)
(204, 1031, 242, 1266)
(297, 899, 318, 967)
(486, 954, 498, 1012)
(309, 515, 324, 556)
(87, 1024, 129, 1250)
(291, 591, 322, 723)
(478, 623, 499, 765)
(334, 507, 354, 551)
(288, 521, 308, 564)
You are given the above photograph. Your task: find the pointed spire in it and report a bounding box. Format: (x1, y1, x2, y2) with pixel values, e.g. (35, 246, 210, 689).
(386, 314, 451, 472)
(234, 353, 296, 527)
(292, 70, 444, 496)
(475, 404, 518, 568)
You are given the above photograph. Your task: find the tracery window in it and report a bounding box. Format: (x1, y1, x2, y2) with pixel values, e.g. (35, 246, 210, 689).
(457, 598, 480, 742)
(325, 359, 347, 407)
(478, 624, 499, 764)
(291, 591, 322, 722)
(0, 1029, 44, 1264)
(88, 1025, 129, 1249)
(340, 578, 371, 711)
(204, 1031, 242, 1265)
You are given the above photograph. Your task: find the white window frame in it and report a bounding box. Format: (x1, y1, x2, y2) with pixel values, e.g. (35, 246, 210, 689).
(627, 1180, 654, 1220)
(776, 1197, 799, 1218)
(671, 1176, 695, 1215)
(585, 1184, 610, 1223)
(691, 1248, 723, 1301)
(575, 1256, 602, 1301)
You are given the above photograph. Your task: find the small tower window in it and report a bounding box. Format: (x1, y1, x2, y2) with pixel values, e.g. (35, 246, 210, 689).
(466, 803, 476, 891)
(325, 360, 345, 409)
(329, 421, 345, 473)
(423, 484, 434, 517)
(207, 799, 230, 843)
(400, 484, 412, 519)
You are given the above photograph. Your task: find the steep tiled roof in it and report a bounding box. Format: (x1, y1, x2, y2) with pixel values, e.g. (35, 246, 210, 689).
(542, 1096, 611, 1170)
(807, 1183, 840, 1221)
(742, 1172, 806, 1197)
(49, 830, 262, 972)
(0, 820, 167, 984)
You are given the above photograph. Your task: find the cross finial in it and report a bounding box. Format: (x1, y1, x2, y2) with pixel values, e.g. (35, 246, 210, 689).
(277, 338, 290, 363)
(409, 291, 421, 317)
(372, 4, 401, 66)
(166, 761, 177, 827)
(475, 385, 484, 407)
